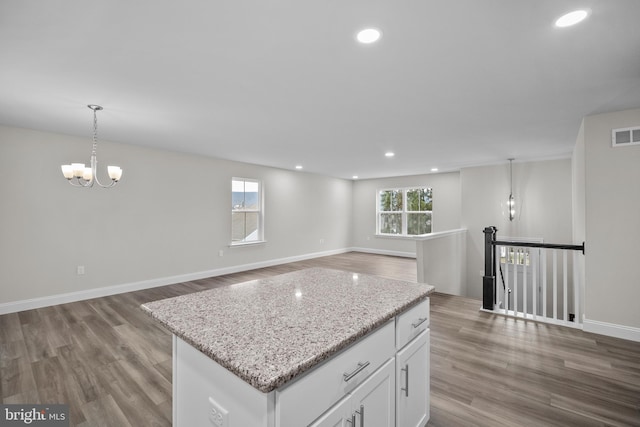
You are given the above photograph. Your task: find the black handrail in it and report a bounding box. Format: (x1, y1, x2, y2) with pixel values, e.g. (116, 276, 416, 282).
(493, 240, 585, 254)
(482, 226, 585, 311)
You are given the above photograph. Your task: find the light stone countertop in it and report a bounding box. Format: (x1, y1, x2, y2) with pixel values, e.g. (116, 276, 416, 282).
(141, 267, 435, 393)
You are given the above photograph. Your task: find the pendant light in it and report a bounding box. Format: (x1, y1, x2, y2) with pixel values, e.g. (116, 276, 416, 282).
(508, 158, 515, 221)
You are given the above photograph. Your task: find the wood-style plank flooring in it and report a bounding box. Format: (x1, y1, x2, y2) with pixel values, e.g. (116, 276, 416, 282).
(1, 252, 639, 426)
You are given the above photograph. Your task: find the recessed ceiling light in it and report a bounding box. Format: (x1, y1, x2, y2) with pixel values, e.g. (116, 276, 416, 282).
(431, 168, 438, 172)
(385, 152, 395, 158)
(295, 165, 303, 170)
(352, 175, 359, 180)
(555, 10, 589, 27)
(357, 28, 381, 44)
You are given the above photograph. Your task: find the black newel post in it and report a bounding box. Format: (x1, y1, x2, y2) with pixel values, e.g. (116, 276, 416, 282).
(482, 226, 498, 310)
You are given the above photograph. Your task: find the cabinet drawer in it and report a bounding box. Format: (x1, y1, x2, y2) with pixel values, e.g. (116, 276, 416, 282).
(396, 329, 430, 427)
(276, 320, 395, 427)
(396, 298, 429, 350)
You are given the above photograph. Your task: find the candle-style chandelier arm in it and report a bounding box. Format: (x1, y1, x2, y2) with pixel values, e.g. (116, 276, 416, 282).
(61, 104, 123, 188)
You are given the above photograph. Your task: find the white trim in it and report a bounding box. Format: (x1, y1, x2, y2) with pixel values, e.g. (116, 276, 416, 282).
(479, 307, 583, 330)
(583, 318, 640, 342)
(350, 247, 416, 258)
(229, 240, 267, 247)
(374, 234, 419, 240)
(0, 248, 351, 315)
(413, 228, 467, 241)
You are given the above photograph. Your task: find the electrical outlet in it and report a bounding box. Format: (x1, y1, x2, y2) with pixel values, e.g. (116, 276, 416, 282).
(77, 265, 85, 275)
(218, 250, 224, 257)
(208, 397, 228, 427)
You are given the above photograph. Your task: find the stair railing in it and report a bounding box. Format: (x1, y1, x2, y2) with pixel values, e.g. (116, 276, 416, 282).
(482, 226, 585, 327)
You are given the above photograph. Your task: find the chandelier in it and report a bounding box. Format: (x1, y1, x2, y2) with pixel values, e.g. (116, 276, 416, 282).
(61, 105, 122, 187)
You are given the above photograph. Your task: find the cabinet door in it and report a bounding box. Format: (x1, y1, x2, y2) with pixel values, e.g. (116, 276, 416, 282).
(396, 330, 430, 427)
(350, 358, 395, 427)
(309, 395, 351, 427)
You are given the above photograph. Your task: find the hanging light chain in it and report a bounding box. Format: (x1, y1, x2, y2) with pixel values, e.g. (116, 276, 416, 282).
(509, 159, 513, 195)
(89, 104, 102, 157)
(93, 107, 98, 153)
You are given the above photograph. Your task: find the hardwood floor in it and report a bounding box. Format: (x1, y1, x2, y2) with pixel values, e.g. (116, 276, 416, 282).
(1, 252, 639, 426)
(429, 294, 640, 426)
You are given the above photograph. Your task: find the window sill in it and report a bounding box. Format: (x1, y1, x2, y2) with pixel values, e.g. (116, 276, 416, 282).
(229, 240, 267, 247)
(413, 228, 467, 241)
(375, 234, 431, 240)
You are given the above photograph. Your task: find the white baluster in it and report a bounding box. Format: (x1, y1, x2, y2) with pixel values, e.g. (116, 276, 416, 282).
(573, 251, 579, 325)
(542, 249, 547, 319)
(523, 250, 528, 318)
(513, 248, 518, 316)
(532, 249, 537, 320)
(553, 249, 558, 320)
(563, 251, 568, 323)
(505, 249, 510, 314)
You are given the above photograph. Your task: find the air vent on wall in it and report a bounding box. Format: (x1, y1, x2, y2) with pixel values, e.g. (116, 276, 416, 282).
(612, 126, 640, 147)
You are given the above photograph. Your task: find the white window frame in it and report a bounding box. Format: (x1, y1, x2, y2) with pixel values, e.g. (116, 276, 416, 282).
(376, 187, 432, 237)
(231, 177, 265, 246)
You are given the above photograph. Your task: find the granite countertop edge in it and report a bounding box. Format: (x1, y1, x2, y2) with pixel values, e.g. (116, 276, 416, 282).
(141, 290, 432, 393)
(140, 269, 435, 394)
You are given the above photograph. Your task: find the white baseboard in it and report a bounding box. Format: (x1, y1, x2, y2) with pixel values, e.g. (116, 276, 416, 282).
(583, 318, 640, 342)
(0, 248, 352, 315)
(350, 247, 416, 259)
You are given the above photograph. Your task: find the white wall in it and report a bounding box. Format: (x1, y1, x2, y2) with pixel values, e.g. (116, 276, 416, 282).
(349, 162, 575, 301)
(8, 114, 639, 340)
(581, 108, 640, 332)
(572, 120, 586, 325)
(0, 125, 353, 307)
(416, 229, 467, 295)
(351, 172, 461, 257)
(461, 159, 574, 300)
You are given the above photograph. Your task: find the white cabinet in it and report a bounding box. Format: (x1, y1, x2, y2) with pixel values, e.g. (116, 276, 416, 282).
(311, 359, 395, 427)
(351, 358, 395, 427)
(309, 395, 351, 427)
(396, 330, 430, 427)
(173, 299, 430, 427)
(395, 298, 430, 427)
(396, 296, 430, 349)
(311, 298, 431, 427)
(276, 321, 395, 426)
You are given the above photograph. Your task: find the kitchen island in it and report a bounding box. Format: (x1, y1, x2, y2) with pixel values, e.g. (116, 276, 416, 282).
(142, 267, 434, 427)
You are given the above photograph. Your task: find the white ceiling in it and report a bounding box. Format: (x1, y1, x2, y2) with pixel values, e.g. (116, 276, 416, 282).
(1, 0, 639, 179)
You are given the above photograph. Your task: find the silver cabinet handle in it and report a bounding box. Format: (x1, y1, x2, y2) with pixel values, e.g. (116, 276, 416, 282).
(411, 317, 428, 328)
(346, 413, 356, 426)
(401, 364, 409, 397)
(355, 405, 364, 427)
(343, 361, 370, 382)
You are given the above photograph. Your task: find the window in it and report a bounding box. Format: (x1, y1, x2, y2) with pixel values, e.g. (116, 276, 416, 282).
(377, 187, 432, 236)
(232, 178, 263, 244)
